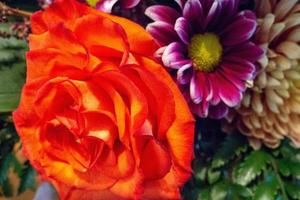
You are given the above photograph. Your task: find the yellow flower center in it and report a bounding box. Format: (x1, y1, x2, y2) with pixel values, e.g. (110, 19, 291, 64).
(188, 33, 223, 72)
(86, 0, 99, 6)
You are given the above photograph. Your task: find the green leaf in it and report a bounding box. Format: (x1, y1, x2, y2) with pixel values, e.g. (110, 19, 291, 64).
(197, 188, 210, 200)
(12, 156, 22, 178)
(210, 181, 228, 200)
(233, 150, 271, 186)
(277, 159, 290, 177)
(226, 183, 253, 200)
(286, 181, 300, 200)
(0, 37, 27, 49)
(18, 164, 36, 194)
(0, 62, 25, 112)
(0, 154, 14, 184)
(1, 178, 13, 197)
(194, 160, 207, 184)
(183, 188, 199, 200)
(254, 172, 279, 200)
(230, 184, 253, 198)
(208, 168, 221, 184)
(280, 141, 300, 159)
(278, 158, 300, 179)
(212, 134, 247, 168)
(0, 26, 27, 112)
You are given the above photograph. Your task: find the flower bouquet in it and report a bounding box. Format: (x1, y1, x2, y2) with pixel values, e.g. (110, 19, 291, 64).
(0, 0, 300, 199)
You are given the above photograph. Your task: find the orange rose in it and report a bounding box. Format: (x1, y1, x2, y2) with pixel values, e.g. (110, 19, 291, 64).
(13, 0, 194, 199)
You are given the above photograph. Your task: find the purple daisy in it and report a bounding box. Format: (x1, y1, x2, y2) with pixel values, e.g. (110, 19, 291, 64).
(47, 0, 141, 13)
(146, 0, 263, 119)
(91, 0, 140, 13)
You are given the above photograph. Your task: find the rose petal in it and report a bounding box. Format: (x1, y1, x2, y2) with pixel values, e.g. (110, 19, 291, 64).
(140, 139, 172, 180)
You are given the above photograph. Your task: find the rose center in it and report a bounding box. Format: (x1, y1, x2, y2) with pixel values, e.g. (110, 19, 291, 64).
(188, 33, 222, 72)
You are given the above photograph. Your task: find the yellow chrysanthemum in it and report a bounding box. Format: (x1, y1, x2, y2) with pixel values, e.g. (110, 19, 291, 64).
(224, 0, 300, 148)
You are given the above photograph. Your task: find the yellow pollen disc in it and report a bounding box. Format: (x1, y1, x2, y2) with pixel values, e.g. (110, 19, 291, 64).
(86, 0, 99, 6)
(188, 33, 223, 72)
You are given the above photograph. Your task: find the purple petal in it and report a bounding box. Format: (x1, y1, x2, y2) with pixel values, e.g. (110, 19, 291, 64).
(190, 73, 203, 104)
(162, 42, 188, 68)
(169, 60, 193, 69)
(219, 66, 247, 92)
(190, 72, 212, 104)
(146, 21, 178, 46)
(212, 0, 239, 32)
(121, 0, 140, 8)
(208, 102, 229, 119)
(154, 46, 166, 60)
(175, 0, 187, 9)
(239, 10, 256, 21)
(183, 0, 204, 30)
(222, 57, 256, 80)
(219, 0, 238, 15)
(190, 101, 209, 118)
(174, 17, 191, 44)
(177, 63, 193, 84)
(221, 18, 257, 46)
(96, 0, 118, 13)
(145, 5, 180, 24)
(225, 42, 264, 62)
(215, 71, 242, 107)
(204, 1, 219, 29)
(207, 73, 220, 105)
(220, 63, 253, 84)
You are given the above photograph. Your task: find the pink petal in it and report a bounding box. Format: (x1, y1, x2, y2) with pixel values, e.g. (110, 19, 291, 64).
(215, 71, 242, 107)
(183, 0, 204, 30)
(221, 18, 257, 46)
(121, 0, 140, 8)
(208, 103, 229, 119)
(190, 101, 209, 118)
(146, 21, 178, 46)
(145, 5, 180, 24)
(190, 72, 212, 104)
(225, 42, 264, 62)
(175, 17, 190, 44)
(222, 57, 256, 80)
(220, 66, 247, 92)
(177, 63, 193, 84)
(96, 0, 118, 13)
(162, 42, 188, 68)
(207, 73, 220, 105)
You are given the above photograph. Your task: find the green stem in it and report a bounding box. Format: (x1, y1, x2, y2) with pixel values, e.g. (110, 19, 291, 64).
(270, 158, 288, 200)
